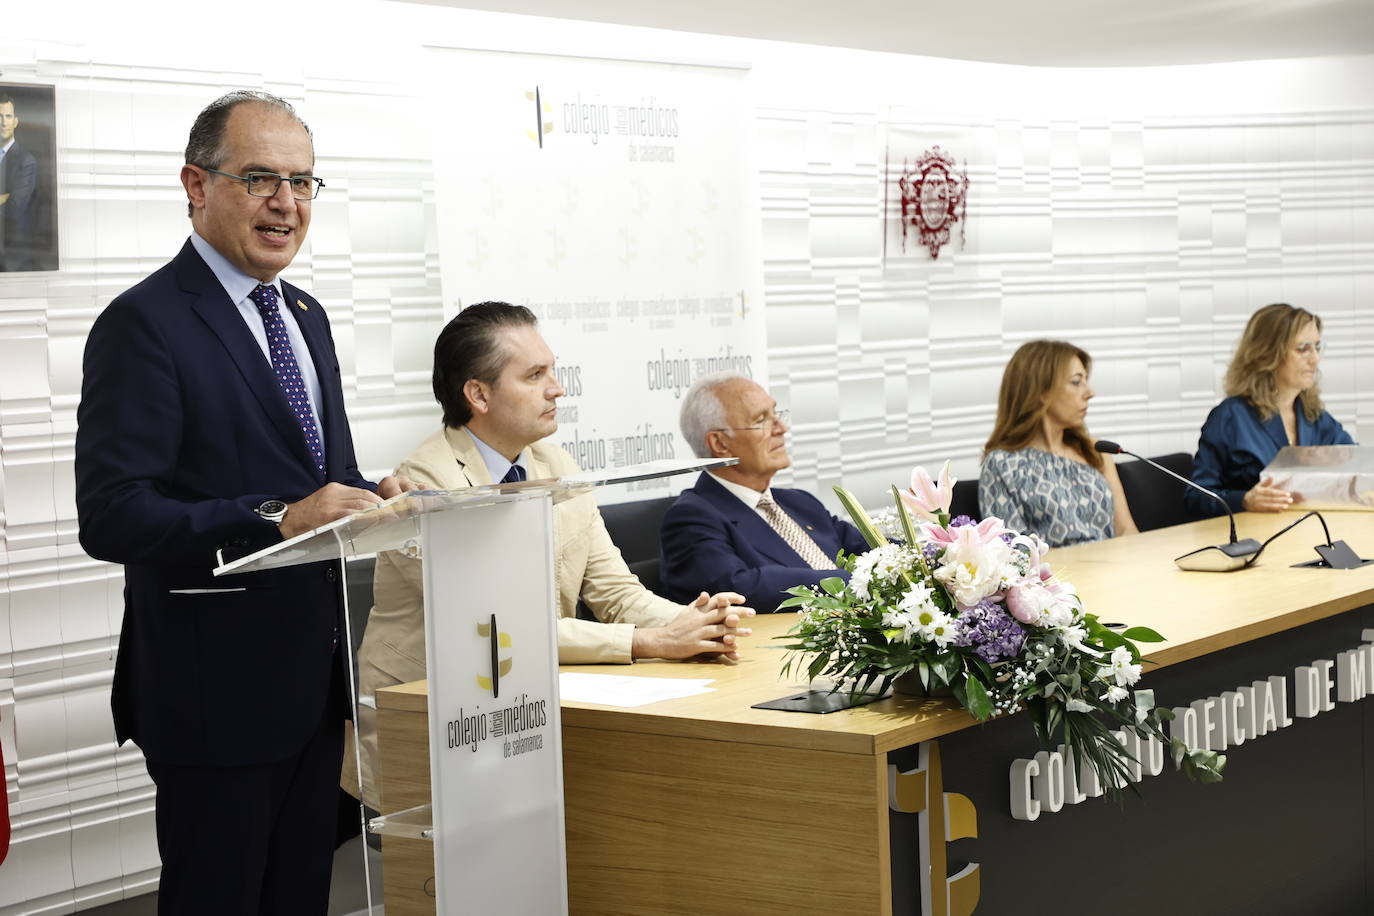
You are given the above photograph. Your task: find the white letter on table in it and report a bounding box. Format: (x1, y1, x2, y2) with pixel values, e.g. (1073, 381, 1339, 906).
(1057, 744, 1088, 805)
(1308, 659, 1330, 714)
(1223, 690, 1245, 746)
(1034, 750, 1065, 813)
(1271, 675, 1293, 727)
(1010, 758, 1040, 821)
(1171, 705, 1199, 748)
(1337, 648, 1367, 703)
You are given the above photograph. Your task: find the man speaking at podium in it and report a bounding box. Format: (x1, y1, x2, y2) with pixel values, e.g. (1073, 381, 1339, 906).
(349, 301, 753, 807)
(75, 91, 413, 915)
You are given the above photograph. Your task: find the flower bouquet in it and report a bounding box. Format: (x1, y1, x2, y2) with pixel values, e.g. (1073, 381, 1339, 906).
(779, 463, 1225, 793)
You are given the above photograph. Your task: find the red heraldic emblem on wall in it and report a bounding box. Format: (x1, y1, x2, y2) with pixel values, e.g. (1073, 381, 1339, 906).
(898, 146, 970, 259)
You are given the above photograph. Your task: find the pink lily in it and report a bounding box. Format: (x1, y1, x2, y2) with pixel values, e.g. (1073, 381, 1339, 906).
(900, 461, 955, 521)
(921, 515, 1008, 546)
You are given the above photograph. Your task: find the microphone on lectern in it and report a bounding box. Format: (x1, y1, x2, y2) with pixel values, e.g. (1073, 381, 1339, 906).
(1094, 439, 1261, 572)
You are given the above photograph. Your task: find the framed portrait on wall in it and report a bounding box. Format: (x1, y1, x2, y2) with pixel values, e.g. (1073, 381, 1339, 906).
(1, 82, 58, 272)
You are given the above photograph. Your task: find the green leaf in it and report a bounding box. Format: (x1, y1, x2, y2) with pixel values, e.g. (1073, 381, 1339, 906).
(833, 486, 888, 549)
(1121, 626, 1165, 643)
(891, 485, 921, 545)
(963, 675, 994, 720)
(931, 652, 959, 686)
(819, 577, 847, 597)
(1096, 630, 1128, 651)
(776, 596, 810, 609)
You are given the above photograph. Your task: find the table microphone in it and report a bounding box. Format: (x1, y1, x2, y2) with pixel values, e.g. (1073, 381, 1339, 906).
(1094, 440, 1261, 572)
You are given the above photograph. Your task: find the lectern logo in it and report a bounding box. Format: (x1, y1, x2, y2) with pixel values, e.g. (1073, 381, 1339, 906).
(526, 87, 554, 148)
(890, 740, 981, 915)
(898, 146, 970, 259)
(476, 614, 513, 697)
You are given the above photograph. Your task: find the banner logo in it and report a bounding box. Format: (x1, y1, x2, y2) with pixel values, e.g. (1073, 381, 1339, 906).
(890, 740, 981, 915)
(526, 87, 554, 147)
(476, 614, 514, 697)
(898, 146, 970, 259)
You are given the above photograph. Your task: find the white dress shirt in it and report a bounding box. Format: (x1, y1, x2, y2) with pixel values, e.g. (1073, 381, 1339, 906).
(189, 231, 325, 448)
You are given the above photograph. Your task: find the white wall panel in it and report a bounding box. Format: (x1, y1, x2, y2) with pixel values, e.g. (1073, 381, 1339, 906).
(757, 84, 1374, 498)
(0, 3, 1371, 910)
(0, 14, 445, 908)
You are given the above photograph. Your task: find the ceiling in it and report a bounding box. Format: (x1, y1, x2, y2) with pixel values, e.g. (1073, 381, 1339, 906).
(420, 0, 1374, 67)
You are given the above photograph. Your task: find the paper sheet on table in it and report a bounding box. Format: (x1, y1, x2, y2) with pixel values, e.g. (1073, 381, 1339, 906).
(558, 673, 716, 708)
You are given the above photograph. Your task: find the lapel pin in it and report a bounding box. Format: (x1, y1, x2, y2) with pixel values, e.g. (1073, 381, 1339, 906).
(297, 299, 308, 311)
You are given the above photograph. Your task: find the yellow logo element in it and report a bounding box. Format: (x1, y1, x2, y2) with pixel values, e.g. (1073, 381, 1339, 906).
(476, 616, 513, 696)
(296, 299, 308, 311)
(525, 87, 554, 147)
(889, 740, 980, 916)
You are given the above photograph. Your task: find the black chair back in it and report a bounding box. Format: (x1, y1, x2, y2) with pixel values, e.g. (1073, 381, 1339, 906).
(949, 478, 980, 521)
(598, 496, 677, 565)
(575, 495, 679, 614)
(1116, 452, 1196, 532)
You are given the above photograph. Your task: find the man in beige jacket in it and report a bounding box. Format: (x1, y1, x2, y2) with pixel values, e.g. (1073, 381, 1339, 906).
(349, 301, 753, 807)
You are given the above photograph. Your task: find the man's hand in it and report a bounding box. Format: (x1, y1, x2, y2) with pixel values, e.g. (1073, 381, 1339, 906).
(631, 592, 755, 661)
(280, 483, 384, 539)
(1242, 475, 1294, 513)
(378, 475, 421, 499)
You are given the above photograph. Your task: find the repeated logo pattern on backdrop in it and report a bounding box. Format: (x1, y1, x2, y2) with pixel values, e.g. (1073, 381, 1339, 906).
(428, 49, 766, 502)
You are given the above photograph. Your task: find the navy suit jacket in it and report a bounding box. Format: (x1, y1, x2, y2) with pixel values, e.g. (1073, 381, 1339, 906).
(0, 140, 38, 268)
(659, 473, 870, 613)
(75, 240, 374, 767)
(1188, 394, 1355, 517)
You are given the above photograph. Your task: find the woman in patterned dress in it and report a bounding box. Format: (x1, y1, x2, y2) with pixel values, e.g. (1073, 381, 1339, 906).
(979, 340, 1138, 547)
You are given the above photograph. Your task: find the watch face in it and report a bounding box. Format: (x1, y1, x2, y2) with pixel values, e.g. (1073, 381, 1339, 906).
(257, 499, 287, 517)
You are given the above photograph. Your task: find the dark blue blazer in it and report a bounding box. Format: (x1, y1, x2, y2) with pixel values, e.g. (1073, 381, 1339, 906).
(1187, 394, 1354, 517)
(75, 240, 374, 767)
(659, 473, 870, 613)
(1, 140, 39, 268)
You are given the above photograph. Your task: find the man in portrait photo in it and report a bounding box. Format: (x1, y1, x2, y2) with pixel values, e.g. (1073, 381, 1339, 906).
(0, 92, 39, 271)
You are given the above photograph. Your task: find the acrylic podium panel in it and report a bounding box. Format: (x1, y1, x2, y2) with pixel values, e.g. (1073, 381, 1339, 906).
(211, 458, 731, 916)
(213, 457, 734, 578)
(1264, 446, 1374, 511)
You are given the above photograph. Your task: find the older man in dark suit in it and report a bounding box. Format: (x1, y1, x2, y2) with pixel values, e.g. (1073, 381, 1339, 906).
(660, 373, 869, 613)
(75, 90, 413, 915)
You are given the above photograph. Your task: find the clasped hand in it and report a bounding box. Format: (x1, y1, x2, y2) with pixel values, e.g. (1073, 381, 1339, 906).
(633, 592, 755, 661)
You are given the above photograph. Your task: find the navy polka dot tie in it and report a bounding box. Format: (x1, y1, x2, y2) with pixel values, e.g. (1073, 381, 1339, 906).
(249, 284, 325, 475)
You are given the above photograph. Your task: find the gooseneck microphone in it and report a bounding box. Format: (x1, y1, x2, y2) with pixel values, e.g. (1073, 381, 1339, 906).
(1094, 440, 1261, 572)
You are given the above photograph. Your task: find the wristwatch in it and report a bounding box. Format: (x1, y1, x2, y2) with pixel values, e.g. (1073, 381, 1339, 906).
(255, 499, 288, 526)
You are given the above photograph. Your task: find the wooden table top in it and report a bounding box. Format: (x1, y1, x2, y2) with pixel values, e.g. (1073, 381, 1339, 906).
(378, 510, 1374, 757)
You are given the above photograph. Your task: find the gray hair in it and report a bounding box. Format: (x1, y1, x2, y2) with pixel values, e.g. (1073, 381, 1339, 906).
(184, 90, 312, 216)
(680, 371, 749, 458)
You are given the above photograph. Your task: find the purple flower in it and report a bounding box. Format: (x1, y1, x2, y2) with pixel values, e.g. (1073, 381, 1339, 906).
(949, 515, 975, 528)
(922, 542, 942, 565)
(954, 598, 1026, 663)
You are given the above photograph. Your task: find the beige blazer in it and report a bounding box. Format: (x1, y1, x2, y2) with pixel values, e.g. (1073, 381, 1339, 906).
(348, 425, 683, 807)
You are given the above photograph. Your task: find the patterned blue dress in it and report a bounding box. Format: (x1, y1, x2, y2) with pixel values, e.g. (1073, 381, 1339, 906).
(979, 448, 1115, 547)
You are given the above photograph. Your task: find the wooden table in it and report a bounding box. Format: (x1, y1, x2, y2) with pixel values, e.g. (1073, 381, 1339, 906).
(374, 511, 1374, 915)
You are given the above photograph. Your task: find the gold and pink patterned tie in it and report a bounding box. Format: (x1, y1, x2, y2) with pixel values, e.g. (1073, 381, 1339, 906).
(757, 495, 832, 570)
(249, 284, 325, 475)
